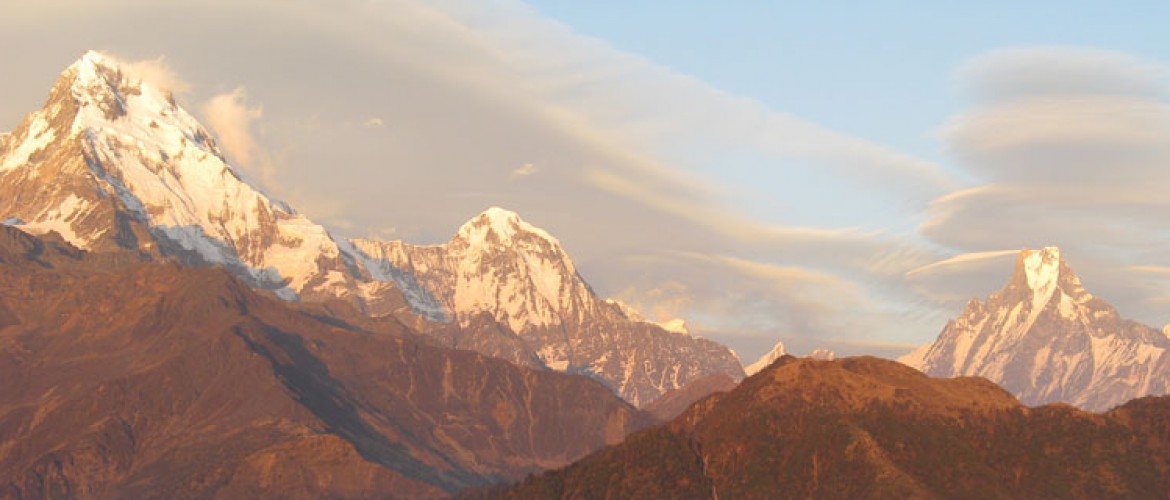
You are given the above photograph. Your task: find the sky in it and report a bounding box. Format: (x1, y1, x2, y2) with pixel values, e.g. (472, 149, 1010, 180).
(3, 1, 1170, 362)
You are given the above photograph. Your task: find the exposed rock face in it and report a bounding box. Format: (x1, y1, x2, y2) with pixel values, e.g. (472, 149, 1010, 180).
(900, 247, 1170, 411)
(487, 356, 1170, 499)
(0, 226, 648, 498)
(354, 208, 745, 406)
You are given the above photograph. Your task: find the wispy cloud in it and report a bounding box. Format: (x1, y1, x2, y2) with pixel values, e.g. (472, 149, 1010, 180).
(510, 162, 538, 178)
(123, 56, 191, 96)
(202, 87, 263, 167)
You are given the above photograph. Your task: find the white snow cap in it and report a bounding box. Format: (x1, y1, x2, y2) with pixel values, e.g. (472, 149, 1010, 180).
(456, 206, 558, 246)
(808, 349, 836, 361)
(1018, 246, 1065, 319)
(73, 50, 111, 76)
(745, 340, 787, 375)
(1022, 246, 1061, 291)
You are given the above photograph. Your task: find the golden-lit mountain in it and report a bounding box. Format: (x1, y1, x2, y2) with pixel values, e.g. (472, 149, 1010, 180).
(487, 355, 1170, 499)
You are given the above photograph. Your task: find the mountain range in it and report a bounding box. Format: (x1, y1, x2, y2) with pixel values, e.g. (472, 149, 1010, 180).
(0, 51, 743, 407)
(6, 50, 1170, 498)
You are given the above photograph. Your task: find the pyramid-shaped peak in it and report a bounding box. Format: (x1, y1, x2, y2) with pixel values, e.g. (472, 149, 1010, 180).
(995, 245, 1094, 312)
(65, 50, 128, 87)
(745, 340, 787, 375)
(455, 206, 557, 245)
(61, 50, 187, 103)
(51, 50, 155, 123)
(76, 50, 118, 68)
(480, 206, 521, 225)
(1020, 246, 1062, 290)
(1004, 246, 1074, 293)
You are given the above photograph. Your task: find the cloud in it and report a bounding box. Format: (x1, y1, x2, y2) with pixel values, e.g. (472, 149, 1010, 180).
(959, 47, 1170, 104)
(1125, 265, 1170, 275)
(921, 46, 1170, 327)
(122, 56, 192, 95)
(612, 281, 692, 324)
(367, 226, 399, 240)
(905, 249, 1020, 305)
(597, 249, 926, 359)
(201, 86, 265, 169)
(510, 162, 538, 177)
(362, 117, 385, 128)
(905, 249, 1020, 277)
(609, 251, 854, 334)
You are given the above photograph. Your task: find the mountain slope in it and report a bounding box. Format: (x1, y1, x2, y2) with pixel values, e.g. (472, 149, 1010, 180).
(486, 356, 1170, 499)
(0, 50, 443, 321)
(900, 247, 1170, 411)
(353, 208, 745, 406)
(0, 226, 647, 498)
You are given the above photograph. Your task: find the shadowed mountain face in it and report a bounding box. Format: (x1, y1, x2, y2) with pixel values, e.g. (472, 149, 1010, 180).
(486, 356, 1170, 499)
(0, 226, 648, 498)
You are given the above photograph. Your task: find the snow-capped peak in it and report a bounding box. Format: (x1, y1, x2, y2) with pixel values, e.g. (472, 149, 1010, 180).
(64, 51, 181, 130)
(808, 349, 836, 361)
(901, 246, 1170, 411)
(72, 50, 120, 76)
(69, 50, 117, 86)
(1017, 246, 1063, 318)
(358, 206, 599, 334)
(0, 51, 420, 309)
(455, 206, 558, 248)
(1022, 246, 1060, 293)
(745, 340, 787, 375)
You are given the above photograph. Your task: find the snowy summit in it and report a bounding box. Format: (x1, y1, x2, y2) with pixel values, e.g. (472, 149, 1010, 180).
(745, 340, 787, 375)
